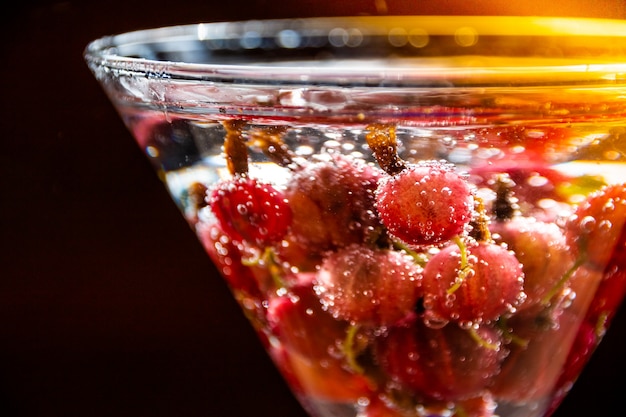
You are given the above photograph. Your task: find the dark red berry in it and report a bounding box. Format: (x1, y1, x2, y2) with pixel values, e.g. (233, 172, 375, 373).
(493, 264, 601, 403)
(267, 272, 349, 360)
(196, 221, 264, 298)
(491, 304, 567, 402)
(549, 264, 626, 411)
(284, 153, 383, 254)
(375, 315, 504, 401)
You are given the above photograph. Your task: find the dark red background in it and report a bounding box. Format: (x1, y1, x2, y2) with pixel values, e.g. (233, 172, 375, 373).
(2, 1, 625, 416)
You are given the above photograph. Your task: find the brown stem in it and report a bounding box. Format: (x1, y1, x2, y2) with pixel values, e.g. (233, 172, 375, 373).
(249, 125, 298, 168)
(223, 120, 249, 176)
(492, 173, 520, 221)
(365, 123, 406, 175)
(469, 195, 492, 243)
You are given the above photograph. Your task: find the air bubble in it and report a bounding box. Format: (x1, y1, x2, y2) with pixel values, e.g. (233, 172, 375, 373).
(580, 216, 597, 232)
(599, 219, 613, 231)
(423, 316, 449, 329)
(527, 175, 549, 187)
(357, 397, 370, 407)
(603, 199, 616, 212)
(405, 366, 418, 376)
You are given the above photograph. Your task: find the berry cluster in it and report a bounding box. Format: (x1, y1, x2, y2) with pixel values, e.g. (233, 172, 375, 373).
(172, 120, 624, 417)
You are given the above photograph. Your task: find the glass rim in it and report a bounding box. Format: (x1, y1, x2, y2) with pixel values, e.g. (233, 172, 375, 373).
(84, 15, 626, 87)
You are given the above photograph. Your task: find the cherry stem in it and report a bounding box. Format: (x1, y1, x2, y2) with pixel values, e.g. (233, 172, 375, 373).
(497, 317, 529, 348)
(241, 247, 286, 290)
(249, 126, 299, 169)
(595, 311, 609, 339)
(263, 247, 287, 290)
(467, 326, 499, 350)
(343, 324, 364, 374)
(454, 405, 469, 417)
(364, 123, 406, 175)
(540, 256, 584, 305)
(223, 120, 249, 176)
(392, 240, 429, 267)
(492, 173, 520, 221)
(472, 196, 492, 243)
(508, 332, 530, 348)
(447, 235, 472, 295)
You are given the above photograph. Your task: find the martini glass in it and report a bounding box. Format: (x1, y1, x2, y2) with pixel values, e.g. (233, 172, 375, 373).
(85, 16, 626, 417)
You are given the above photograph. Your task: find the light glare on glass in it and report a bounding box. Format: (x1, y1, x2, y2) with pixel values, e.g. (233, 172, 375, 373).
(277, 29, 301, 49)
(455, 26, 478, 47)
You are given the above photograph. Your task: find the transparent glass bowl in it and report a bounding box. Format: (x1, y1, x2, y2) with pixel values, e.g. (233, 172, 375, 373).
(85, 16, 626, 417)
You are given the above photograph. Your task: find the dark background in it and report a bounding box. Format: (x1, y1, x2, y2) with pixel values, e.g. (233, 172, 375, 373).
(2, 1, 625, 416)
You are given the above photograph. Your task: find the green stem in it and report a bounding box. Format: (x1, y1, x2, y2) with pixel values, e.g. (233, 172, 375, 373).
(241, 247, 286, 290)
(392, 240, 429, 267)
(468, 326, 499, 350)
(447, 235, 472, 295)
(454, 405, 469, 417)
(343, 324, 364, 374)
(496, 317, 529, 348)
(595, 311, 609, 339)
(263, 247, 286, 290)
(540, 257, 585, 305)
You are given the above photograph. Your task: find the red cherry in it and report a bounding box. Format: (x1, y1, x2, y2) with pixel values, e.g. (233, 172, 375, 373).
(493, 264, 604, 404)
(422, 241, 525, 323)
(209, 176, 291, 247)
(564, 183, 626, 270)
(284, 153, 383, 254)
(490, 217, 575, 309)
(376, 160, 473, 246)
(267, 272, 349, 361)
(491, 305, 568, 403)
(282, 348, 375, 403)
(315, 244, 423, 327)
(375, 315, 505, 401)
(196, 221, 264, 298)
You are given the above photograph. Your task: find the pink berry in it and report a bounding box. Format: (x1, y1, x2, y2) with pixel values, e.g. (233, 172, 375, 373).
(422, 241, 525, 323)
(564, 183, 626, 270)
(376, 160, 473, 246)
(491, 216, 575, 309)
(315, 244, 423, 327)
